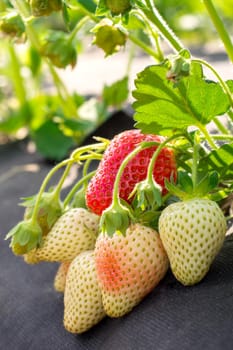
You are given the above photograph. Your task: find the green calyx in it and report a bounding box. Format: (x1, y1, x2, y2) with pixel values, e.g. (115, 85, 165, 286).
(6, 219, 42, 255)
(165, 49, 191, 83)
(106, 0, 132, 15)
(92, 19, 127, 56)
(165, 170, 219, 201)
(0, 10, 25, 38)
(130, 178, 162, 211)
(21, 190, 63, 234)
(40, 31, 77, 68)
(30, 0, 62, 17)
(69, 186, 87, 210)
(100, 200, 134, 237)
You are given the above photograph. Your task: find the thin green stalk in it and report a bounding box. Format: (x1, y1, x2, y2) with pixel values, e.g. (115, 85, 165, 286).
(125, 41, 136, 75)
(53, 161, 74, 200)
(63, 170, 96, 207)
(112, 141, 158, 206)
(11, 0, 79, 118)
(143, 0, 184, 52)
(198, 124, 217, 150)
(46, 60, 78, 117)
(213, 117, 229, 135)
(131, 9, 164, 61)
(69, 3, 98, 23)
(71, 142, 108, 160)
(11, 0, 40, 49)
(8, 43, 27, 106)
(191, 133, 200, 189)
(128, 32, 161, 60)
(203, 0, 233, 63)
(31, 159, 72, 223)
(68, 16, 90, 43)
(209, 134, 233, 141)
(147, 135, 181, 182)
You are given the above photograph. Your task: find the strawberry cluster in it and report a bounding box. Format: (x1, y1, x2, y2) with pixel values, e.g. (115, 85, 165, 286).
(6, 129, 227, 334)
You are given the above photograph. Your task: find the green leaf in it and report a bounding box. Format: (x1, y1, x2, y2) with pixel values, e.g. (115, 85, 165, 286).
(95, 0, 108, 16)
(62, 2, 70, 30)
(194, 171, 219, 197)
(226, 80, 233, 93)
(199, 143, 233, 182)
(133, 63, 230, 133)
(32, 120, 74, 161)
(103, 77, 129, 107)
(78, 0, 96, 13)
(178, 171, 193, 192)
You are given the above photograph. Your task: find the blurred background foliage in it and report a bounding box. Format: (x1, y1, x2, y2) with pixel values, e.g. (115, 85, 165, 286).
(0, 0, 232, 160)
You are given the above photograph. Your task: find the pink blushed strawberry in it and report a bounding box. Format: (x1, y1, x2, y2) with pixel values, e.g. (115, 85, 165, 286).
(95, 223, 169, 317)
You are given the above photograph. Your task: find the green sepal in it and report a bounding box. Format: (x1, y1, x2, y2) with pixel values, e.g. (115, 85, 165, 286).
(96, 0, 132, 16)
(95, 0, 108, 16)
(40, 31, 77, 68)
(21, 190, 63, 234)
(6, 220, 42, 255)
(100, 200, 133, 237)
(30, 0, 62, 17)
(0, 10, 25, 39)
(92, 19, 127, 56)
(178, 171, 193, 193)
(130, 178, 162, 211)
(133, 209, 161, 231)
(165, 170, 220, 200)
(70, 187, 87, 209)
(165, 49, 191, 83)
(194, 171, 219, 198)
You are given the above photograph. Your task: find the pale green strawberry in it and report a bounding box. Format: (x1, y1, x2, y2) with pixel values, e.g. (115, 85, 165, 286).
(54, 262, 71, 293)
(27, 208, 99, 263)
(159, 198, 227, 286)
(95, 223, 169, 318)
(64, 251, 106, 334)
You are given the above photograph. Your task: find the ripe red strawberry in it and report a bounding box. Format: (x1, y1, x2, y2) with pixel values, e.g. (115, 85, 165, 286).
(86, 129, 177, 215)
(159, 198, 227, 285)
(64, 251, 106, 333)
(95, 223, 169, 317)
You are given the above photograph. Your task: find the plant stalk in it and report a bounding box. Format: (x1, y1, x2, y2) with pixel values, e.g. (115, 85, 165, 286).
(203, 0, 233, 63)
(142, 0, 184, 52)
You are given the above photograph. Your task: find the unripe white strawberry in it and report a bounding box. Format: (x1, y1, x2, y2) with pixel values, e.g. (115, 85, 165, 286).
(54, 262, 70, 293)
(64, 251, 106, 334)
(28, 208, 99, 263)
(95, 223, 169, 318)
(159, 198, 227, 286)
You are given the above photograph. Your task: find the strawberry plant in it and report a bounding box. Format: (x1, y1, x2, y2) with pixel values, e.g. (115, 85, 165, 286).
(3, 0, 233, 336)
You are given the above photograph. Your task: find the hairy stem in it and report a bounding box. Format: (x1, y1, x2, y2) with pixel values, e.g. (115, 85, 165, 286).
(142, 0, 184, 52)
(63, 170, 96, 208)
(31, 159, 72, 223)
(203, 0, 233, 63)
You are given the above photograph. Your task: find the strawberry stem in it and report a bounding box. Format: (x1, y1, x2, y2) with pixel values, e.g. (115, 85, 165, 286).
(147, 135, 181, 182)
(31, 159, 72, 225)
(198, 124, 217, 149)
(143, 0, 184, 52)
(63, 170, 96, 208)
(202, 0, 233, 63)
(191, 132, 200, 190)
(112, 141, 159, 207)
